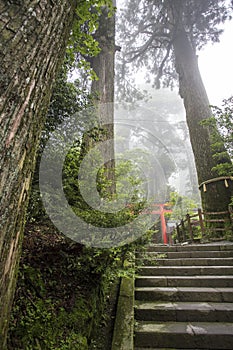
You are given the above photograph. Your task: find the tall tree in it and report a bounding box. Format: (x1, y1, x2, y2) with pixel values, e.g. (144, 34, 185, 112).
(82, 1, 117, 196)
(117, 0, 233, 213)
(0, 2, 77, 346)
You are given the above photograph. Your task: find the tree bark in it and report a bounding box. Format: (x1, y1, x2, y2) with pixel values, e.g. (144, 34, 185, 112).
(83, 2, 116, 196)
(0, 1, 77, 347)
(173, 26, 233, 213)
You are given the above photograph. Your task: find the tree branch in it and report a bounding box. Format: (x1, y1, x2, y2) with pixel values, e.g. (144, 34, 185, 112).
(155, 40, 173, 89)
(126, 31, 170, 63)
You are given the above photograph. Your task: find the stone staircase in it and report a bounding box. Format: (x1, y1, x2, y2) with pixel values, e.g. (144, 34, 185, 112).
(134, 243, 233, 349)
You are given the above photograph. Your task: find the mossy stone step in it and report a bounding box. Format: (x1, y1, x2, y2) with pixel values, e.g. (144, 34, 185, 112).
(138, 266, 233, 276)
(146, 243, 233, 252)
(135, 275, 233, 288)
(135, 286, 233, 302)
(155, 257, 233, 266)
(139, 250, 233, 258)
(135, 321, 233, 349)
(135, 301, 233, 322)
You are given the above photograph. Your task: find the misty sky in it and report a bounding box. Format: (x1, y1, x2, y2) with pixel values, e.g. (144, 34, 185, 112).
(199, 20, 233, 106)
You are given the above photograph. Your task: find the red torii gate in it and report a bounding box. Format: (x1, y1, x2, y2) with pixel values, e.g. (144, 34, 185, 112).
(142, 203, 172, 244)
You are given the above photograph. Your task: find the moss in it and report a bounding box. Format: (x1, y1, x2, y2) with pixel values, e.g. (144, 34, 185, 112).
(111, 277, 134, 350)
(7, 222, 121, 350)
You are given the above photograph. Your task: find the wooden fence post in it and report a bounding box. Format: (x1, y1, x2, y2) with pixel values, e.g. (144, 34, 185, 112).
(186, 214, 194, 242)
(228, 205, 233, 234)
(176, 224, 181, 243)
(198, 208, 205, 238)
(181, 219, 186, 241)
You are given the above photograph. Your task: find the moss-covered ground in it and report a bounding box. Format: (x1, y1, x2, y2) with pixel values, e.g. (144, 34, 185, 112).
(8, 220, 120, 350)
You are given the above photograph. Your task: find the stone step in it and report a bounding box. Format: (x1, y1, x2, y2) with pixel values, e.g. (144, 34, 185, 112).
(135, 348, 204, 350)
(167, 251, 233, 259)
(139, 250, 233, 259)
(134, 243, 233, 350)
(135, 287, 233, 302)
(134, 321, 233, 349)
(140, 257, 233, 266)
(146, 244, 233, 252)
(138, 266, 233, 276)
(135, 301, 233, 322)
(135, 275, 233, 288)
(158, 257, 233, 266)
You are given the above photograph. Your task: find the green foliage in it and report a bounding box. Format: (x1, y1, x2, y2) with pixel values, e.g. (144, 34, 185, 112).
(9, 264, 90, 350)
(167, 191, 200, 222)
(211, 97, 233, 173)
(60, 144, 152, 248)
(27, 70, 91, 222)
(63, 141, 147, 216)
(45, 69, 90, 136)
(66, 0, 114, 72)
(201, 97, 233, 176)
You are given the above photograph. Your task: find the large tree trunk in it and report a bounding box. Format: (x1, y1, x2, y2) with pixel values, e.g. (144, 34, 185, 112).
(173, 26, 233, 213)
(0, 1, 76, 347)
(82, 2, 116, 197)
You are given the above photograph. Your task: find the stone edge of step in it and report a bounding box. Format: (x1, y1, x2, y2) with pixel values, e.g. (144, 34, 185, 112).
(111, 269, 134, 350)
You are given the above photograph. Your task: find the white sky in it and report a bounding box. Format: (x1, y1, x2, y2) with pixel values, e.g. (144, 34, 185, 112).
(198, 20, 233, 106)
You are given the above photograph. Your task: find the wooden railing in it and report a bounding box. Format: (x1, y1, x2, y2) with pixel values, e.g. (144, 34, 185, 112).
(173, 206, 233, 243)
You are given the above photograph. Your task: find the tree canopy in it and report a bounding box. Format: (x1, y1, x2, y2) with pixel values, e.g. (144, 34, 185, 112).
(118, 0, 232, 91)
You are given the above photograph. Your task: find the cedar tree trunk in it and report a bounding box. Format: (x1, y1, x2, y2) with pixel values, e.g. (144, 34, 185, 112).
(173, 26, 233, 213)
(0, 1, 76, 347)
(82, 3, 116, 196)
